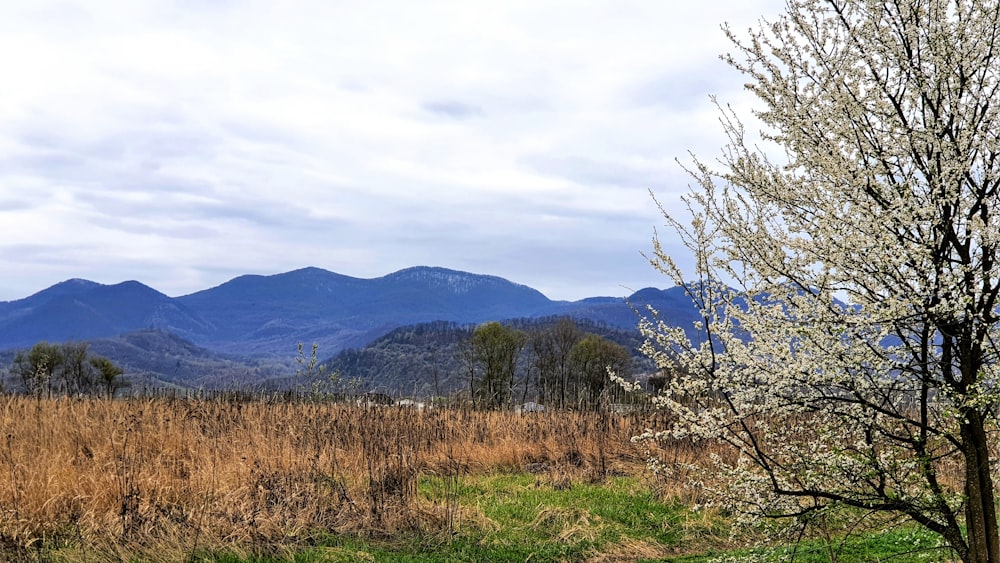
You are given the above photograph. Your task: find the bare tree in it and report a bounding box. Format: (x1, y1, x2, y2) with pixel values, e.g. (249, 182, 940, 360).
(568, 334, 631, 409)
(90, 356, 125, 398)
(60, 342, 93, 396)
(12, 342, 62, 398)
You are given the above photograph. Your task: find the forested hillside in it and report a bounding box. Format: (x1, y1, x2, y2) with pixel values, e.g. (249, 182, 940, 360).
(325, 317, 656, 401)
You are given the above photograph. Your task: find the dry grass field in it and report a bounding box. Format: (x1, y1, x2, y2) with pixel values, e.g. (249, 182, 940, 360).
(0, 395, 695, 561)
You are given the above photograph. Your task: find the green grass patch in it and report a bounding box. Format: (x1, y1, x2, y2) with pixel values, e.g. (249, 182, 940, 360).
(413, 472, 692, 561)
(198, 472, 710, 562)
(194, 473, 954, 562)
(668, 524, 951, 562)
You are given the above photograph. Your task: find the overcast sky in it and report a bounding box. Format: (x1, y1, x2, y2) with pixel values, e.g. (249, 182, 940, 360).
(0, 0, 785, 302)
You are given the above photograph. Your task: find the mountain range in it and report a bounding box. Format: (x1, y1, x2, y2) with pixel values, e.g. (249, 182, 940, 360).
(0, 266, 699, 388)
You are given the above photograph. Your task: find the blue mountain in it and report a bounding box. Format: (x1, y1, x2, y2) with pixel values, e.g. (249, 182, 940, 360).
(0, 266, 698, 359)
(0, 280, 211, 349)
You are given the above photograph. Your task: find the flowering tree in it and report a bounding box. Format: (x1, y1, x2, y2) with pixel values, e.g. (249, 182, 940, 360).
(642, 1, 1000, 561)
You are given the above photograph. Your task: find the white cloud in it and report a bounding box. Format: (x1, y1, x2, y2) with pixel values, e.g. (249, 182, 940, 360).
(0, 0, 786, 301)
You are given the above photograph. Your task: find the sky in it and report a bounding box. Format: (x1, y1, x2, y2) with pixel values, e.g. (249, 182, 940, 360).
(0, 0, 786, 302)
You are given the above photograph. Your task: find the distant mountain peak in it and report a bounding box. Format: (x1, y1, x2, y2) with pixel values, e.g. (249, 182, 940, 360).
(62, 278, 101, 287)
(388, 265, 471, 278)
(384, 266, 531, 295)
(114, 279, 155, 289)
(43, 278, 102, 293)
(13, 278, 103, 306)
(284, 266, 335, 277)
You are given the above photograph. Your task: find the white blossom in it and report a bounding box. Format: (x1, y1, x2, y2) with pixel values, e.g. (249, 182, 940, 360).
(644, 1, 1000, 561)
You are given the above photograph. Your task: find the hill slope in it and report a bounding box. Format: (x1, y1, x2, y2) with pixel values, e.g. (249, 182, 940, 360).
(324, 317, 657, 396)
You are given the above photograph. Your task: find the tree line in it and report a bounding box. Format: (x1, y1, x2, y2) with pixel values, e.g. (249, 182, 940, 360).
(7, 341, 125, 398)
(324, 317, 652, 402)
(463, 318, 635, 410)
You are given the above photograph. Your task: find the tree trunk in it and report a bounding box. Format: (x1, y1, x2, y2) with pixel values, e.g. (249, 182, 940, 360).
(961, 410, 999, 563)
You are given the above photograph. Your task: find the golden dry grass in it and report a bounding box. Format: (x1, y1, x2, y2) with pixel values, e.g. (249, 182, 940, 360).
(0, 395, 664, 559)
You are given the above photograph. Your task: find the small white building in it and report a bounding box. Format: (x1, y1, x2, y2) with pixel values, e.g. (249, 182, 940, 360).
(515, 401, 545, 414)
(396, 398, 426, 410)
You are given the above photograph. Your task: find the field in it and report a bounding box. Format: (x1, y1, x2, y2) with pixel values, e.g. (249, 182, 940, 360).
(0, 395, 948, 562)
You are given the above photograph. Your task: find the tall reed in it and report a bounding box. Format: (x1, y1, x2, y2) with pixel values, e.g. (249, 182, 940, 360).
(0, 395, 660, 559)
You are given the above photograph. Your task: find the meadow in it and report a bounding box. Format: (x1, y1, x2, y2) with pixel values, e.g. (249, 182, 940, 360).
(0, 395, 947, 562)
